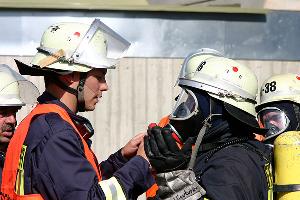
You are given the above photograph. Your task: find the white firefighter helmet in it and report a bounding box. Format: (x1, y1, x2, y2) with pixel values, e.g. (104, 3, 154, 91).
(176, 48, 223, 85)
(177, 56, 258, 116)
(0, 64, 39, 106)
(257, 73, 300, 107)
(256, 73, 300, 140)
(29, 19, 130, 74)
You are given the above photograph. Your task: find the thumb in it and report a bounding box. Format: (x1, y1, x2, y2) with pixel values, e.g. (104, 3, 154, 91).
(181, 137, 193, 155)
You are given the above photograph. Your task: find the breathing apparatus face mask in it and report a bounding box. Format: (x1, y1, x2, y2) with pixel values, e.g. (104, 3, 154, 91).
(169, 89, 206, 142)
(257, 107, 290, 140)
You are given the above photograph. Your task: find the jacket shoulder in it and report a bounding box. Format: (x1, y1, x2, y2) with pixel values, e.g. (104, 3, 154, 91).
(25, 112, 79, 149)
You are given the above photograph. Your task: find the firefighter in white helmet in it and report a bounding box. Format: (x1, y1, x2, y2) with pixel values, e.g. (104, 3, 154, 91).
(0, 64, 39, 185)
(256, 73, 300, 200)
(1, 19, 154, 200)
(145, 55, 272, 200)
(145, 48, 224, 199)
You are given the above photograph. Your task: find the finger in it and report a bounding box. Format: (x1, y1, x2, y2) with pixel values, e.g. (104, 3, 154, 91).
(147, 126, 152, 136)
(152, 127, 169, 154)
(137, 140, 149, 162)
(162, 128, 180, 153)
(133, 132, 146, 139)
(149, 133, 162, 157)
(144, 136, 154, 157)
(148, 123, 157, 129)
(182, 137, 193, 155)
(130, 132, 146, 145)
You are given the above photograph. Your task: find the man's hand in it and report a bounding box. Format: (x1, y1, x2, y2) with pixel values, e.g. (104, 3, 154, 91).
(144, 126, 193, 173)
(121, 133, 146, 160)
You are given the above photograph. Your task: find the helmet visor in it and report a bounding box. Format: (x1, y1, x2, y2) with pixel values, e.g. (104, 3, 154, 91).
(0, 64, 39, 106)
(257, 107, 290, 139)
(72, 19, 131, 69)
(170, 89, 198, 120)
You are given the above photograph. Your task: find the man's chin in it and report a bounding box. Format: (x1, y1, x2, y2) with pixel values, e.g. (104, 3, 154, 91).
(85, 105, 96, 112)
(0, 136, 11, 144)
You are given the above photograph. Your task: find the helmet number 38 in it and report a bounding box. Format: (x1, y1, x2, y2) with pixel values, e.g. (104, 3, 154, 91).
(264, 81, 277, 93)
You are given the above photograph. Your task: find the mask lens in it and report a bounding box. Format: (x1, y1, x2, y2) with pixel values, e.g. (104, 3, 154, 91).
(257, 107, 289, 138)
(171, 89, 198, 120)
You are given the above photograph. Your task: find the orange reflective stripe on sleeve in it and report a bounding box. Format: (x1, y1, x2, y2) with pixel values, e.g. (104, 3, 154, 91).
(1, 104, 101, 200)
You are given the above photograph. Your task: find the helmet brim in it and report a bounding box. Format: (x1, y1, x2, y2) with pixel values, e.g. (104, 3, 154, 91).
(15, 59, 70, 76)
(224, 102, 268, 134)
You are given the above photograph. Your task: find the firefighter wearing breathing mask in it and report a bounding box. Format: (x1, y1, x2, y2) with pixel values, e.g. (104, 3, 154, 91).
(0, 64, 39, 185)
(256, 73, 300, 200)
(144, 55, 272, 200)
(145, 48, 223, 199)
(1, 19, 155, 200)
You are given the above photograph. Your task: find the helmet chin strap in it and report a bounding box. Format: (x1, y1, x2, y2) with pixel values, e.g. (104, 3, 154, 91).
(77, 73, 87, 112)
(51, 73, 87, 112)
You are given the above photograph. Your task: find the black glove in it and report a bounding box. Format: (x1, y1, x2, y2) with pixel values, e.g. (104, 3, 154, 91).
(144, 126, 193, 173)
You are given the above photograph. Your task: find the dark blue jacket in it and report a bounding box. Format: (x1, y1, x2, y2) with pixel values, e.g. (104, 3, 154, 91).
(22, 92, 154, 200)
(195, 140, 271, 200)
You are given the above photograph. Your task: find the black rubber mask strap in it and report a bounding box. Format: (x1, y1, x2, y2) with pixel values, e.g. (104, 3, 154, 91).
(77, 73, 87, 112)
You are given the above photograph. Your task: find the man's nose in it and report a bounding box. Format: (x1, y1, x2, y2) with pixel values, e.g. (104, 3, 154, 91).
(5, 113, 17, 124)
(100, 82, 108, 91)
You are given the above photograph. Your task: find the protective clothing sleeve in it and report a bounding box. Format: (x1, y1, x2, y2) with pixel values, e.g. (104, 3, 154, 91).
(114, 156, 156, 199)
(100, 149, 128, 180)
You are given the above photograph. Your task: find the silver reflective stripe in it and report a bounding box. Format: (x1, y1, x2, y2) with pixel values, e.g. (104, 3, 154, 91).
(109, 182, 117, 200)
(99, 177, 126, 200)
